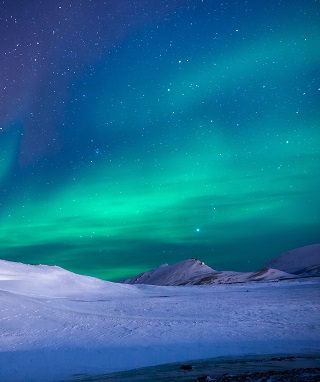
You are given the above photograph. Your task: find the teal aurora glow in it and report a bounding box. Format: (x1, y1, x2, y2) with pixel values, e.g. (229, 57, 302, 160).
(1, 0, 319, 280)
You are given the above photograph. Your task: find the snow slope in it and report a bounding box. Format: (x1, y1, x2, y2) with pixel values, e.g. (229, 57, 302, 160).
(262, 243, 320, 275)
(121, 258, 294, 286)
(0, 259, 320, 382)
(0, 259, 137, 297)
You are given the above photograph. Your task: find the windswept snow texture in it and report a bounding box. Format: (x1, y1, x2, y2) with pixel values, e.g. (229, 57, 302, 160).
(0, 259, 320, 382)
(121, 258, 295, 286)
(262, 243, 320, 276)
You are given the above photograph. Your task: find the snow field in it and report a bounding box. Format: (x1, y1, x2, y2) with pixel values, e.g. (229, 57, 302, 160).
(0, 261, 320, 381)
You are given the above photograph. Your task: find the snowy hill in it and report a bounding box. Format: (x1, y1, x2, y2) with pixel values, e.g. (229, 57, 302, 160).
(120, 258, 294, 286)
(262, 243, 320, 276)
(0, 259, 137, 298)
(0, 258, 320, 381)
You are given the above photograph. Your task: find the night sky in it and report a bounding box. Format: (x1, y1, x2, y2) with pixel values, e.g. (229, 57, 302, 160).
(1, 0, 319, 281)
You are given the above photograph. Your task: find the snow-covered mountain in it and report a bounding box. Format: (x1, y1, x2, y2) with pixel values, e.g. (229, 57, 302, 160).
(120, 258, 294, 286)
(121, 244, 320, 286)
(121, 258, 214, 286)
(262, 243, 320, 276)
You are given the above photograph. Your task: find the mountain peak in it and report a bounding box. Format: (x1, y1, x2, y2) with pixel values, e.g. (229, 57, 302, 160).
(121, 258, 215, 286)
(120, 244, 320, 286)
(262, 243, 320, 275)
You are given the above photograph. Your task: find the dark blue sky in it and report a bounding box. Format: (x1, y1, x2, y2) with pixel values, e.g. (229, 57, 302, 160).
(1, 0, 319, 280)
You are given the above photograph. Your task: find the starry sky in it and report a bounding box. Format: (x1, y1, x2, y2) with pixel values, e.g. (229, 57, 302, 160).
(1, 0, 319, 281)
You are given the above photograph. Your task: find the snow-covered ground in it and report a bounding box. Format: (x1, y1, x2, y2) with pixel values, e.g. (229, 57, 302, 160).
(0, 260, 320, 381)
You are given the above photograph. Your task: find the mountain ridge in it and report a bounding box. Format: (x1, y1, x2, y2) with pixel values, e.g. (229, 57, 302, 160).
(120, 244, 320, 286)
(261, 243, 320, 276)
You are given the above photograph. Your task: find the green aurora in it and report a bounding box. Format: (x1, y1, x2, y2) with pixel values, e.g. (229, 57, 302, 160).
(0, 1, 319, 280)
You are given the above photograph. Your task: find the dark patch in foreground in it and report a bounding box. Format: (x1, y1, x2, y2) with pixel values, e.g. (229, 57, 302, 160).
(202, 367, 320, 381)
(70, 354, 320, 382)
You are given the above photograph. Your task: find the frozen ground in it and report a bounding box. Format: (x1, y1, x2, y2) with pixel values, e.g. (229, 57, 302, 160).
(0, 260, 319, 381)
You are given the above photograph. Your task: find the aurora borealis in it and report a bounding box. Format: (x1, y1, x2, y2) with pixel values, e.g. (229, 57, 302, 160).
(1, 1, 319, 280)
